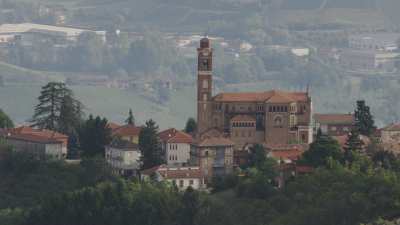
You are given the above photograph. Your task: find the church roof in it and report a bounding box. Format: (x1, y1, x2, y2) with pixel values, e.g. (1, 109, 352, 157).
(212, 90, 308, 103)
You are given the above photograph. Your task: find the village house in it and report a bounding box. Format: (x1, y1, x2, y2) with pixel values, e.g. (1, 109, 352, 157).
(191, 134, 235, 183)
(314, 113, 355, 136)
(105, 139, 141, 177)
(380, 123, 400, 155)
(4, 126, 68, 159)
(141, 165, 206, 191)
(348, 33, 400, 52)
(158, 128, 193, 166)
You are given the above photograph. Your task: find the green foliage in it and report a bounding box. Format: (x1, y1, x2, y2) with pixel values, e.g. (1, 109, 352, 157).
(247, 144, 267, 169)
(301, 132, 343, 167)
(79, 115, 112, 157)
(0, 150, 113, 210)
(31, 82, 83, 134)
(125, 108, 135, 125)
(343, 127, 364, 164)
(236, 158, 278, 199)
(139, 119, 164, 169)
(355, 100, 376, 136)
(0, 108, 13, 128)
(184, 117, 197, 134)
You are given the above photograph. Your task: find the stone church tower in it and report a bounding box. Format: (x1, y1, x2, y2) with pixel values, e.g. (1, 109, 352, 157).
(197, 37, 213, 134)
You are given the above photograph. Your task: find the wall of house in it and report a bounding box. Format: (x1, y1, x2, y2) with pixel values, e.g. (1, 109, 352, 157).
(166, 143, 191, 165)
(105, 147, 141, 172)
(45, 143, 64, 159)
(7, 139, 53, 158)
(168, 178, 203, 191)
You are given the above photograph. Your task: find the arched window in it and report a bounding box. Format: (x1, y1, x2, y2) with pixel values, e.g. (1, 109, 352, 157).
(274, 115, 283, 126)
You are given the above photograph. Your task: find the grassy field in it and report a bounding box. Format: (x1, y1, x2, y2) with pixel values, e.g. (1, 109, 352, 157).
(0, 85, 196, 130)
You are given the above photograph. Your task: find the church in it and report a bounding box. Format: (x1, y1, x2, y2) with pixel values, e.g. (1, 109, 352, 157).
(196, 37, 313, 150)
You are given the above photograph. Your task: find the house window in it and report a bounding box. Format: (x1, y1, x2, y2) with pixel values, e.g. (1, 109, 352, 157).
(179, 180, 184, 188)
(203, 94, 207, 101)
(301, 134, 307, 143)
(189, 180, 194, 186)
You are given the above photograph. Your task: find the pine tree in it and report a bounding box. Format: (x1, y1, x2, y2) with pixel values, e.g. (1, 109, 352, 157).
(79, 115, 112, 157)
(184, 118, 197, 134)
(0, 109, 13, 128)
(301, 131, 343, 167)
(248, 144, 266, 169)
(139, 119, 164, 169)
(354, 100, 376, 136)
(31, 82, 83, 132)
(125, 109, 135, 125)
(343, 127, 364, 164)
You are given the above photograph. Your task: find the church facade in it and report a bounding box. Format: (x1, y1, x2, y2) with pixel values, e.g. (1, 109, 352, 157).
(196, 37, 313, 150)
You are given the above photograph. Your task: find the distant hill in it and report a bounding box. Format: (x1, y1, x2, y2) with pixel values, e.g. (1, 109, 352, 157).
(281, 0, 377, 10)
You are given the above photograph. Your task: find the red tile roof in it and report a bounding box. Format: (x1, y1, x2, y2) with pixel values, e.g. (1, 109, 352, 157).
(314, 113, 354, 125)
(8, 126, 68, 145)
(7, 133, 63, 144)
(382, 123, 400, 132)
(213, 90, 308, 103)
(269, 149, 305, 161)
(112, 124, 142, 137)
(142, 165, 204, 179)
(231, 115, 256, 122)
(108, 122, 122, 131)
(158, 128, 193, 144)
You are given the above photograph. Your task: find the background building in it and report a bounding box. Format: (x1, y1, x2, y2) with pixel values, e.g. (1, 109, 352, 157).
(105, 139, 141, 177)
(158, 128, 193, 166)
(314, 113, 355, 136)
(196, 37, 313, 150)
(141, 165, 205, 191)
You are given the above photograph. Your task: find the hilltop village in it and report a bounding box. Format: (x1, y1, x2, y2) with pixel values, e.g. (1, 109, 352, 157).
(0, 38, 399, 192)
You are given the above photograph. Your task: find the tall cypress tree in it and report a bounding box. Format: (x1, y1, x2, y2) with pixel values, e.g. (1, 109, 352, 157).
(139, 119, 164, 169)
(79, 115, 112, 157)
(354, 100, 376, 136)
(125, 109, 135, 125)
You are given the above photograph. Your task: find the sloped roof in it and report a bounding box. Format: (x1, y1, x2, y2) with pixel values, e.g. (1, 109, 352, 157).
(382, 123, 400, 132)
(231, 115, 256, 122)
(10, 126, 68, 139)
(213, 90, 308, 103)
(7, 133, 63, 144)
(314, 114, 354, 125)
(158, 128, 193, 144)
(112, 124, 142, 137)
(269, 149, 305, 161)
(108, 122, 122, 131)
(141, 165, 204, 179)
(195, 136, 235, 147)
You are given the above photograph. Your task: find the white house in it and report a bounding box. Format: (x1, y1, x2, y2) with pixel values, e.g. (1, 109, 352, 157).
(141, 165, 206, 191)
(105, 139, 141, 177)
(158, 128, 193, 166)
(6, 133, 64, 159)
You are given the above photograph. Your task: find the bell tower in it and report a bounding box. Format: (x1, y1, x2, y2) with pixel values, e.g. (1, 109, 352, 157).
(197, 37, 213, 135)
